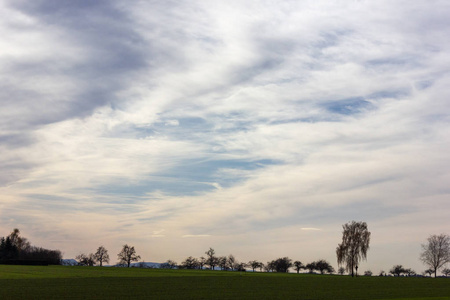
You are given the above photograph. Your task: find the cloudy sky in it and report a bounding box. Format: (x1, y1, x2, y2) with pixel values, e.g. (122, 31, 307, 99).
(1, 0, 450, 273)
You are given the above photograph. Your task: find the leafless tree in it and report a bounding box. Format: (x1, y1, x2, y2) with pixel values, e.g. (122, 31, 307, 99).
(227, 254, 236, 271)
(305, 262, 316, 273)
(404, 268, 416, 277)
(160, 260, 177, 269)
(315, 259, 334, 274)
(198, 256, 206, 269)
(293, 261, 304, 274)
(76, 253, 96, 266)
(218, 256, 228, 271)
(389, 265, 405, 277)
(420, 234, 450, 277)
(94, 246, 109, 267)
(117, 244, 140, 267)
(270, 257, 292, 273)
(336, 221, 371, 277)
(180, 256, 198, 269)
(248, 260, 262, 272)
(205, 247, 218, 270)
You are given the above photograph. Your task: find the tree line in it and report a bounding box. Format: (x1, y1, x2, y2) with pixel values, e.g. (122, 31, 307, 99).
(172, 248, 335, 274)
(76, 244, 140, 268)
(2, 223, 449, 277)
(0, 229, 62, 265)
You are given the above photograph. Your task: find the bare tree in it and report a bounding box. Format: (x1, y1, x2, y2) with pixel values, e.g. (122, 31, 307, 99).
(76, 253, 96, 266)
(218, 256, 228, 271)
(442, 268, 450, 277)
(420, 234, 450, 278)
(389, 265, 406, 277)
(338, 267, 346, 275)
(180, 256, 198, 269)
(205, 248, 218, 270)
(305, 262, 317, 273)
(404, 268, 416, 277)
(235, 262, 247, 271)
(198, 256, 206, 270)
(94, 246, 109, 267)
(270, 257, 292, 273)
(248, 260, 262, 272)
(227, 254, 236, 271)
(117, 244, 140, 268)
(293, 261, 304, 274)
(258, 262, 264, 272)
(265, 260, 276, 272)
(160, 260, 177, 269)
(336, 221, 371, 277)
(364, 270, 372, 276)
(315, 259, 334, 274)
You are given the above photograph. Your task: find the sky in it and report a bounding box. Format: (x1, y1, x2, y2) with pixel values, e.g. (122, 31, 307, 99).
(1, 0, 450, 274)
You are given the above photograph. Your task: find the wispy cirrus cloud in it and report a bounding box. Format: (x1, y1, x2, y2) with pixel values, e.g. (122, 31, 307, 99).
(1, 0, 449, 272)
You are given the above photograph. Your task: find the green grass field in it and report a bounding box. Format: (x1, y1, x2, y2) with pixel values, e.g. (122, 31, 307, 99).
(0, 265, 449, 299)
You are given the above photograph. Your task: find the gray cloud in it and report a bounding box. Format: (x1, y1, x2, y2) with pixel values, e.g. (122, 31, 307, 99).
(1, 0, 450, 273)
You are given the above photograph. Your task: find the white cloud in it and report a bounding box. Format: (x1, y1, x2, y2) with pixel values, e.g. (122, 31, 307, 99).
(1, 0, 449, 274)
(182, 235, 211, 238)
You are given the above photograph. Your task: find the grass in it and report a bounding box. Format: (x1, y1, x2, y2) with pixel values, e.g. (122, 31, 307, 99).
(0, 265, 449, 299)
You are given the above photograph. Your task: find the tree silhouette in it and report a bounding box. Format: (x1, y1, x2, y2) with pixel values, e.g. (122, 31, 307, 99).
(94, 246, 109, 267)
(76, 253, 96, 266)
(390, 265, 405, 276)
(305, 262, 317, 273)
(8, 229, 30, 252)
(0, 229, 61, 265)
(160, 260, 177, 269)
(336, 221, 371, 277)
(218, 256, 228, 271)
(205, 248, 218, 270)
(269, 257, 292, 273)
(181, 256, 198, 269)
(315, 259, 334, 274)
(404, 268, 416, 277)
(248, 260, 263, 272)
(293, 261, 304, 274)
(227, 255, 236, 271)
(117, 244, 140, 267)
(198, 256, 206, 270)
(420, 234, 450, 278)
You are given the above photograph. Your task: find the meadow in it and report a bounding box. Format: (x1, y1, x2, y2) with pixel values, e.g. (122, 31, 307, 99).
(0, 265, 449, 300)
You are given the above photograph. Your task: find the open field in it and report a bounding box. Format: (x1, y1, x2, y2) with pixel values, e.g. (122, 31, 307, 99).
(0, 265, 449, 300)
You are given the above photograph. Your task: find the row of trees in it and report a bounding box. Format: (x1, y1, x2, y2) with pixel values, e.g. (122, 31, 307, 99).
(4, 223, 449, 278)
(76, 244, 141, 267)
(75, 245, 332, 274)
(176, 248, 335, 274)
(0, 229, 62, 265)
